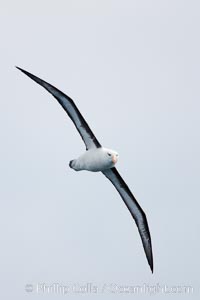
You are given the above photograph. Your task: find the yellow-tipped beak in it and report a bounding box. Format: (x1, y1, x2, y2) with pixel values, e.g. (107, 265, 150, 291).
(112, 154, 118, 164)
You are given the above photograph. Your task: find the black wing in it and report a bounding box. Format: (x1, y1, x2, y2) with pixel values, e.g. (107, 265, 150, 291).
(102, 167, 153, 272)
(16, 67, 101, 150)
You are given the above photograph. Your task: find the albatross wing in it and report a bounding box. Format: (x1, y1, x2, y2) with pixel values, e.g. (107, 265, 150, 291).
(16, 67, 101, 150)
(102, 167, 153, 272)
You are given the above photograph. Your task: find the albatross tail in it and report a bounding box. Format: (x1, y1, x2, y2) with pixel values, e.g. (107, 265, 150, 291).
(69, 160, 75, 169)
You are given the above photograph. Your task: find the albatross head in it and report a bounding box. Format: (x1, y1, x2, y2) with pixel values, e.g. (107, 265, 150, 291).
(104, 148, 119, 166)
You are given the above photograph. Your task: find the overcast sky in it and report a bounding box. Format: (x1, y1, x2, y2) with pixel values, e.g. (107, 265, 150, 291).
(0, 1, 199, 299)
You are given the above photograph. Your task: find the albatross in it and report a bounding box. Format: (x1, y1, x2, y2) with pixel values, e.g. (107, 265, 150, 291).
(16, 66, 154, 272)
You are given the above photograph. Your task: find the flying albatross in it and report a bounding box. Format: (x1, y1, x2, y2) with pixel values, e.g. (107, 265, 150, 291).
(16, 66, 153, 272)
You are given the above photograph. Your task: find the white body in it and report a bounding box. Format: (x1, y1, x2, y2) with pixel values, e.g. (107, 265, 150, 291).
(70, 147, 119, 172)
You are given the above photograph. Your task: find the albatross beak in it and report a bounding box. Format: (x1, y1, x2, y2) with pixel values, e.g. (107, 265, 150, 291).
(112, 154, 118, 164)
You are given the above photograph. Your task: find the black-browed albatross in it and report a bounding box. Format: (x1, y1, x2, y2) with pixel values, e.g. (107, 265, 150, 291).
(16, 67, 153, 272)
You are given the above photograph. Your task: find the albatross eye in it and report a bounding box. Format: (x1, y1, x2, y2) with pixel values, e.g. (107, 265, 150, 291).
(107, 153, 111, 156)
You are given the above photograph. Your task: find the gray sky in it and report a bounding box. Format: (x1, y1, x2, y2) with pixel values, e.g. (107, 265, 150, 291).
(0, 0, 199, 299)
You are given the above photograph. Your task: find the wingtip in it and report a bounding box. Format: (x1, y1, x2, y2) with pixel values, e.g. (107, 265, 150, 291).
(150, 263, 154, 273)
(15, 66, 42, 84)
(148, 256, 154, 273)
(15, 66, 27, 73)
(146, 246, 153, 273)
(15, 66, 21, 70)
